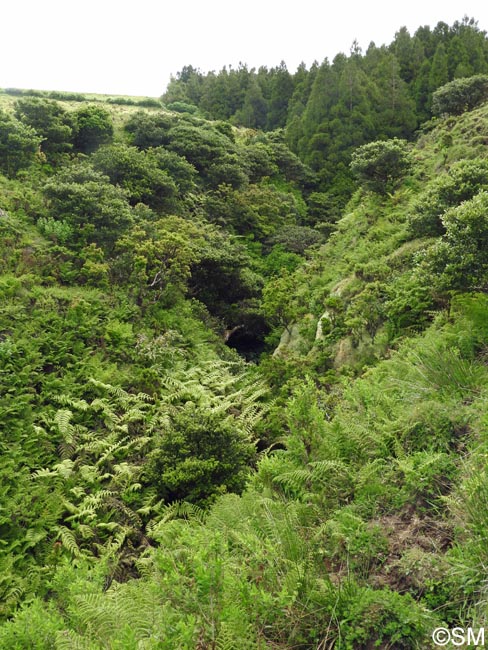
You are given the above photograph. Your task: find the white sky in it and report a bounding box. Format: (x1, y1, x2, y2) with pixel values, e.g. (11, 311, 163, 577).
(1, 0, 488, 97)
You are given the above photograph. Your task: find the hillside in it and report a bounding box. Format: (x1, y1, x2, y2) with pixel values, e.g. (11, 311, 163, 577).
(2, 24, 488, 649)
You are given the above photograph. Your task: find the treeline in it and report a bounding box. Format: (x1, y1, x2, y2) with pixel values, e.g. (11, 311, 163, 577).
(163, 17, 488, 205)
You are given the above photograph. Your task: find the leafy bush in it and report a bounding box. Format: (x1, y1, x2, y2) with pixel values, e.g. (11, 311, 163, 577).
(124, 110, 174, 148)
(92, 143, 178, 211)
(43, 163, 133, 250)
(14, 97, 74, 156)
(147, 405, 256, 506)
(0, 111, 42, 176)
(431, 74, 488, 116)
(46, 90, 87, 102)
(167, 101, 199, 114)
(71, 104, 113, 153)
(350, 138, 412, 195)
(408, 158, 488, 237)
(37, 216, 73, 244)
(339, 587, 434, 649)
(422, 190, 488, 291)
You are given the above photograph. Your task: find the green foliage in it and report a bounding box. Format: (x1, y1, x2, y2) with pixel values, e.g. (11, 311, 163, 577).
(261, 270, 298, 328)
(338, 587, 433, 648)
(37, 216, 73, 244)
(149, 147, 197, 195)
(147, 405, 255, 506)
(124, 110, 174, 148)
(92, 144, 178, 211)
(324, 509, 388, 575)
(166, 122, 246, 189)
(113, 215, 204, 303)
(43, 163, 133, 251)
(432, 74, 488, 116)
(72, 105, 113, 153)
(187, 226, 263, 322)
(166, 100, 199, 114)
(204, 182, 304, 240)
(422, 191, 488, 290)
(409, 158, 488, 237)
(350, 138, 412, 194)
(0, 110, 42, 176)
(14, 97, 73, 156)
(4, 25, 488, 648)
(242, 143, 278, 182)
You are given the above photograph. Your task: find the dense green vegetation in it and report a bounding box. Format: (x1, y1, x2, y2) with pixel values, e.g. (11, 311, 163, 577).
(164, 17, 488, 212)
(2, 15, 488, 649)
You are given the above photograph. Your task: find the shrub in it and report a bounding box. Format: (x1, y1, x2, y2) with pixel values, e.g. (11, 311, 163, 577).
(167, 101, 199, 114)
(72, 105, 113, 153)
(15, 97, 74, 156)
(422, 191, 488, 291)
(431, 74, 488, 116)
(0, 111, 42, 176)
(146, 404, 256, 507)
(408, 158, 488, 237)
(92, 144, 177, 210)
(350, 138, 411, 195)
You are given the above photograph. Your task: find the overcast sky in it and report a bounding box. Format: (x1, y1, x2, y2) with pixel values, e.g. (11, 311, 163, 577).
(1, 0, 488, 97)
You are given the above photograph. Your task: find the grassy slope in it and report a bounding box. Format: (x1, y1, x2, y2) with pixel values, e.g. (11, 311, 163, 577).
(0, 89, 163, 135)
(274, 103, 488, 372)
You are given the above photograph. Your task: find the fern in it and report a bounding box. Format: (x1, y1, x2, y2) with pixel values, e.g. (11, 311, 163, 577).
(55, 629, 97, 650)
(54, 409, 75, 442)
(57, 526, 82, 557)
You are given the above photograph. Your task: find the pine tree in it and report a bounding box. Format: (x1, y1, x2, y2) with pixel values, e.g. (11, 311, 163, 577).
(266, 62, 294, 130)
(429, 42, 449, 92)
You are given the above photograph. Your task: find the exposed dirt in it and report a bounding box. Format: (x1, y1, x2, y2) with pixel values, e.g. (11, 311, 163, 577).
(370, 507, 454, 594)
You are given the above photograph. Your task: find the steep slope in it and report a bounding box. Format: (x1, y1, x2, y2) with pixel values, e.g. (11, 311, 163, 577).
(2, 83, 488, 648)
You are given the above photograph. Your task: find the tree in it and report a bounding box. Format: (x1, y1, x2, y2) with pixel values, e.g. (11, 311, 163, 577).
(113, 216, 205, 304)
(363, 45, 417, 138)
(124, 111, 174, 149)
(199, 70, 234, 120)
(92, 144, 178, 211)
(14, 97, 74, 157)
(166, 122, 246, 189)
(423, 191, 488, 291)
(266, 62, 294, 130)
(0, 111, 42, 177)
(145, 364, 265, 507)
(72, 105, 113, 153)
(431, 74, 488, 116)
(234, 78, 268, 129)
(150, 147, 197, 195)
(391, 27, 426, 84)
(350, 138, 411, 194)
(43, 163, 133, 251)
(409, 158, 488, 236)
(262, 269, 297, 329)
(447, 36, 473, 78)
(188, 226, 262, 321)
(241, 143, 278, 183)
(428, 43, 449, 93)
